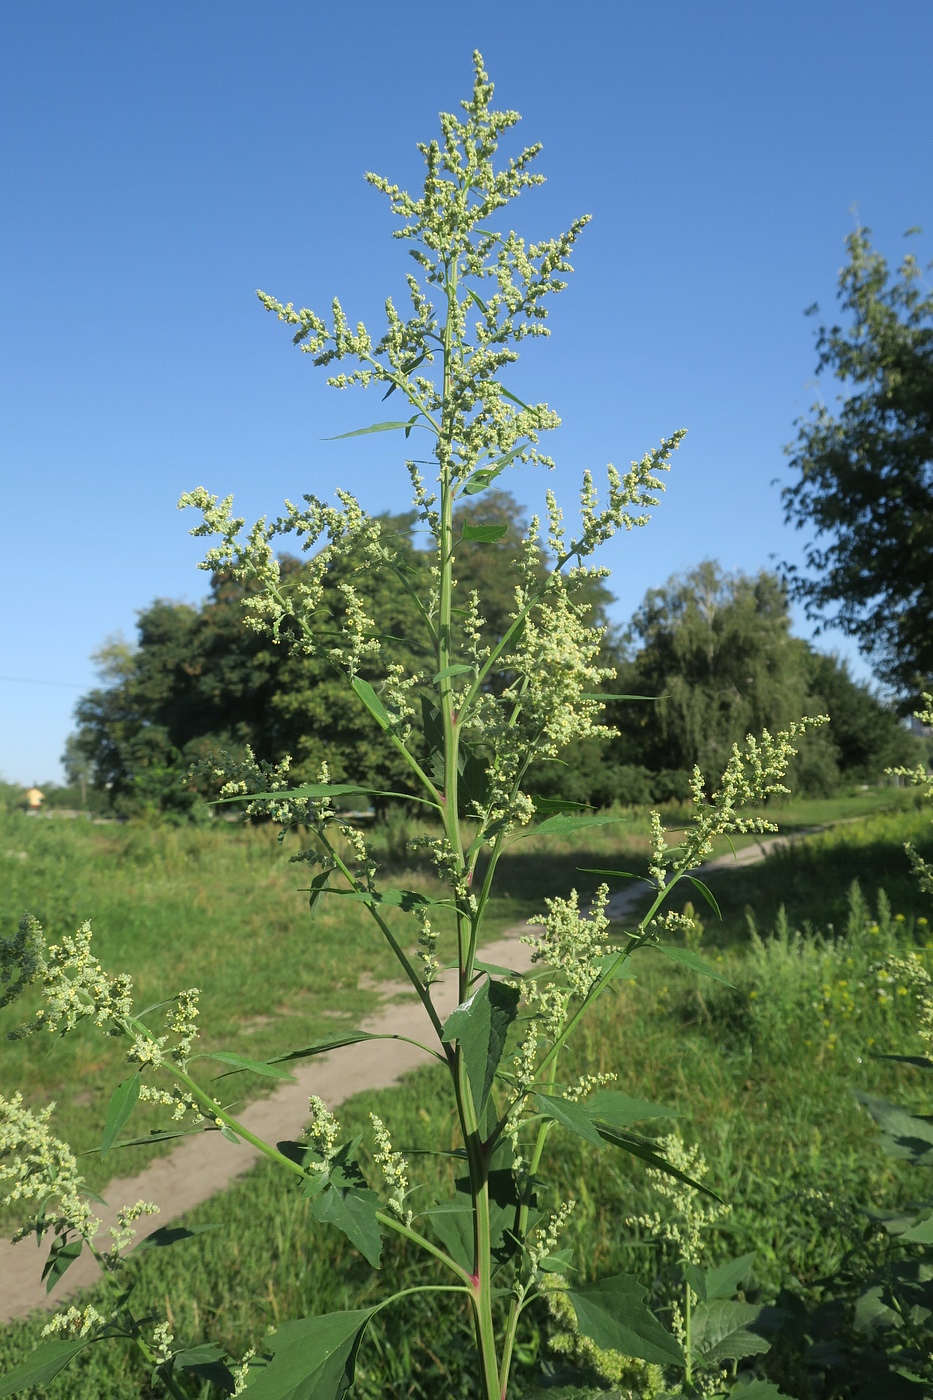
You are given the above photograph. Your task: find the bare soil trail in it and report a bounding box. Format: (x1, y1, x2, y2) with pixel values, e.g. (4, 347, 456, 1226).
(0, 830, 801, 1324)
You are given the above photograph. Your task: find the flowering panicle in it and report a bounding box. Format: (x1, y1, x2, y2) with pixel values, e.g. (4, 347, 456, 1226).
(370, 1113, 412, 1224)
(305, 1097, 340, 1164)
(0, 1093, 99, 1242)
(3, 919, 133, 1041)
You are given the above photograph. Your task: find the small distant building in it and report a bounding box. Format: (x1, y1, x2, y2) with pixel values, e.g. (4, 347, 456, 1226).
(24, 786, 44, 813)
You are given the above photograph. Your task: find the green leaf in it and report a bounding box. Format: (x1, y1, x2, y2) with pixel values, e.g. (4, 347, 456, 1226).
(596, 1127, 725, 1201)
(877, 1054, 933, 1071)
(656, 945, 734, 986)
(425, 1200, 474, 1272)
(515, 812, 629, 840)
(322, 887, 449, 912)
(442, 977, 520, 1113)
(134, 1223, 221, 1252)
(243, 1310, 374, 1399)
(0, 1338, 95, 1396)
(855, 1091, 933, 1165)
(461, 523, 509, 542)
(538, 1248, 575, 1273)
(583, 1089, 678, 1128)
(690, 1299, 770, 1364)
(593, 953, 638, 981)
(900, 1211, 933, 1243)
(533, 796, 591, 814)
(578, 867, 650, 884)
(268, 1033, 398, 1066)
(204, 1052, 297, 1081)
(462, 445, 524, 495)
(498, 385, 538, 415)
(101, 1072, 141, 1158)
(308, 1162, 383, 1270)
(685, 1251, 756, 1302)
(433, 664, 474, 682)
(350, 677, 393, 732)
(534, 1094, 604, 1145)
(324, 418, 420, 440)
(687, 876, 723, 919)
(167, 1343, 236, 1390)
(42, 1237, 82, 1293)
(579, 693, 660, 701)
(729, 1383, 788, 1399)
(215, 783, 437, 810)
(567, 1271, 685, 1367)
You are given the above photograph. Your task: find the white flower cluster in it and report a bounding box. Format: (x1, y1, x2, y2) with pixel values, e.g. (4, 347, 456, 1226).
(305, 1096, 340, 1163)
(107, 1198, 160, 1256)
(0, 1092, 99, 1242)
(41, 1304, 106, 1339)
(4, 918, 133, 1041)
(370, 1112, 412, 1224)
(626, 1133, 730, 1268)
(528, 1198, 576, 1275)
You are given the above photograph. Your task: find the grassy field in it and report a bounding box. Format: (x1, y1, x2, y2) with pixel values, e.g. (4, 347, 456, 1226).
(1, 788, 931, 1397)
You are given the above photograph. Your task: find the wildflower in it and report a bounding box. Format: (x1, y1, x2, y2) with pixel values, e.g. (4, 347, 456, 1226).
(41, 1305, 106, 1339)
(370, 1113, 412, 1224)
(0, 1092, 100, 1242)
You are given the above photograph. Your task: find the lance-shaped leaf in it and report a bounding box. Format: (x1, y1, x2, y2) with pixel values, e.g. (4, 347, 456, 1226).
(350, 678, 394, 732)
(203, 1052, 297, 1081)
(243, 1309, 374, 1399)
(685, 1251, 756, 1302)
(320, 887, 450, 912)
(655, 945, 734, 987)
(534, 1094, 603, 1145)
(461, 522, 509, 542)
(513, 812, 629, 841)
(567, 1272, 685, 1367)
(596, 1126, 725, 1202)
(0, 1338, 97, 1397)
(215, 782, 438, 811)
(686, 875, 723, 919)
(433, 664, 474, 683)
(267, 1031, 442, 1068)
(305, 1142, 383, 1269)
(134, 1223, 221, 1253)
(324, 417, 421, 440)
(583, 1089, 678, 1128)
(100, 1072, 141, 1158)
(462, 444, 524, 496)
(442, 977, 520, 1113)
(690, 1299, 771, 1364)
(41, 1237, 82, 1293)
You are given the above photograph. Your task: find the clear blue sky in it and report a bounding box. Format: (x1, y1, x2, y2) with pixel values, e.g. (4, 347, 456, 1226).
(2, 1, 932, 784)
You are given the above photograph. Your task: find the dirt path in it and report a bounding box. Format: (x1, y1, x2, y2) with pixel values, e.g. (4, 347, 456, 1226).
(0, 831, 799, 1324)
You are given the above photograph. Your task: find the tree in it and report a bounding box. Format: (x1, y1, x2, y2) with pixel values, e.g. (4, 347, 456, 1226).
(781, 226, 933, 698)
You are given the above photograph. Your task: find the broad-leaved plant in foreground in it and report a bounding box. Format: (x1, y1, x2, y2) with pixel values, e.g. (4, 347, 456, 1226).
(1, 55, 824, 1400)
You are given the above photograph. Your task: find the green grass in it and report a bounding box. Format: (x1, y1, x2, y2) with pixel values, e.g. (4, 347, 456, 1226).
(1, 791, 930, 1397)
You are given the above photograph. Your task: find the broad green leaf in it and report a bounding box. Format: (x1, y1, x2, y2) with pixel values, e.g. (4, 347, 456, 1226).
(693, 1292, 761, 1351)
(900, 1211, 933, 1243)
(166, 1343, 236, 1390)
(584, 1089, 678, 1128)
(0, 1338, 95, 1396)
(101, 1072, 141, 1158)
(309, 1178, 383, 1269)
(461, 522, 509, 542)
(568, 1271, 685, 1367)
(350, 677, 393, 732)
(204, 1052, 296, 1081)
(425, 1200, 474, 1272)
(656, 945, 734, 986)
(433, 664, 474, 682)
(442, 978, 520, 1113)
(593, 953, 637, 981)
(135, 1223, 221, 1252)
(538, 1247, 575, 1273)
(534, 1093, 603, 1145)
(41, 1237, 82, 1293)
(596, 1127, 725, 1201)
(729, 1383, 788, 1399)
(324, 418, 419, 440)
(855, 1091, 933, 1165)
(514, 812, 629, 841)
(462, 445, 524, 495)
(243, 1309, 374, 1400)
(687, 876, 723, 919)
(685, 1251, 756, 1302)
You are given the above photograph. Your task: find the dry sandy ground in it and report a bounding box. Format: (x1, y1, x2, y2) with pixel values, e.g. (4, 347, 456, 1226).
(0, 836, 793, 1324)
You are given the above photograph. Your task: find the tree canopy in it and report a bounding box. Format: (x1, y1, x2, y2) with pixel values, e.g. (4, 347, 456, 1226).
(781, 226, 933, 698)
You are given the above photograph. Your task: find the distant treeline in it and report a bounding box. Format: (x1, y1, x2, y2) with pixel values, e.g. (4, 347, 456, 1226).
(65, 494, 923, 819)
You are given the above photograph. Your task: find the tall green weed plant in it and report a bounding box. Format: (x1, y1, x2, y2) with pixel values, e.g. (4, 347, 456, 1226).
(0, 57, 824, 1400)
